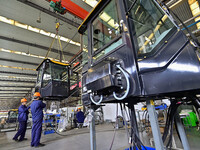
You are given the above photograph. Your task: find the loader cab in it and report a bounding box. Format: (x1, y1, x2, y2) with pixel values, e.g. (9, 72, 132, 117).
(35, 59, 78, 100)
(79, 0, 200, 105)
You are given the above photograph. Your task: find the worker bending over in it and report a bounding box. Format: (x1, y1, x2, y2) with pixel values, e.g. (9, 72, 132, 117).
(13, 98, 30, 141)
(76, 108, 85, 125)
(30, 92, 46, 147)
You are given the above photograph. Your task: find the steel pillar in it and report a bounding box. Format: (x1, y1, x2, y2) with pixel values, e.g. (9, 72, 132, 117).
(90, 107, 96, 150)
(175, 112, 190, 150)
(147, 99, 165, 150)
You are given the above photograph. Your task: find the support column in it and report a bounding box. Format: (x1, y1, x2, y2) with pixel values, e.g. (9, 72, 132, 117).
(147, 99, 164, 150)
(175, 112, 190, 150)
(90, 107, 96, 150)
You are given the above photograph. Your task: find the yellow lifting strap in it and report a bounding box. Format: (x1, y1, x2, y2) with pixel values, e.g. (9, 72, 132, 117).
(45, 22, 66, 62)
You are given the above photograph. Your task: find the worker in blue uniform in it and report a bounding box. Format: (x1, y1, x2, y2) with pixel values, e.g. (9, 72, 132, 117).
(76, 108, 85, 124)
(30, 92, 46, 147)
(13, 98, 30, 141)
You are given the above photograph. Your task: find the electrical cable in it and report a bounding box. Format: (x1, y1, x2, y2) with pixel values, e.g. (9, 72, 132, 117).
(89, 93, 103, 105)
(113, 65, 130, 100)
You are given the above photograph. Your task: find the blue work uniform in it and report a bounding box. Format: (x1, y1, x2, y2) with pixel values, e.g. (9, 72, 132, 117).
(30, 100, 46, 147)
(76, 111, 85, 123)
(13, 105, 30, 141)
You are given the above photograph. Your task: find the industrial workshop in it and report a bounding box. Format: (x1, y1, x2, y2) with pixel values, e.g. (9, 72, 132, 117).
(0, 0, 200, 150)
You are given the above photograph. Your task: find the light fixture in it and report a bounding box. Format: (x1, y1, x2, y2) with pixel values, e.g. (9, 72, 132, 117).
(0, 15, 80, 47)
(82, 0, 98, 7)
(188, 0, 200, 29)
(0, 48, 68, 63)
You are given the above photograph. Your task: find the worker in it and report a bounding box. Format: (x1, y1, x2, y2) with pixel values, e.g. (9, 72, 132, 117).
(76, 108, 85, 125)
(30, 92, 46, 147)
(13, 98, 30, 142)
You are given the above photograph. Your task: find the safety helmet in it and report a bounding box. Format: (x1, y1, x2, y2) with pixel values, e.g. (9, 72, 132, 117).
(21, 98, 27, 103)
(33, 92, 41, 97)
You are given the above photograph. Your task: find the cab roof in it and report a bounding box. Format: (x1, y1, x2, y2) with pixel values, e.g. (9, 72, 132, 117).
(78, 0, 109, 34)
(36, 58, 70, 71)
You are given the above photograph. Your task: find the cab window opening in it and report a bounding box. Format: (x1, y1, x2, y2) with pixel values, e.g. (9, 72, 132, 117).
(92, 0, 122, 62)
(127, 0, 175, 58)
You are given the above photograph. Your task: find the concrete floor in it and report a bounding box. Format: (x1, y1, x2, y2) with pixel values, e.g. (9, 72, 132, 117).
(0, 124, 199, 150)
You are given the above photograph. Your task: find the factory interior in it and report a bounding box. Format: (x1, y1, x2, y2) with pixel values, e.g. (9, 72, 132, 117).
(1, 0, 200, 150)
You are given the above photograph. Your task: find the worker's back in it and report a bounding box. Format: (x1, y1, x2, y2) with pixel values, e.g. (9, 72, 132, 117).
(30, 100, 46, 121)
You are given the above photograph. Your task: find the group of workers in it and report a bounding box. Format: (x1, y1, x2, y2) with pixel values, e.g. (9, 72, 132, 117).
(13, 92, 46, 148)
(12, 92, 85, 148)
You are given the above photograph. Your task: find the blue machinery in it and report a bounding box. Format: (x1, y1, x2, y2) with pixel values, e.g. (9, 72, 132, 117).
(78, 0, 200, 150)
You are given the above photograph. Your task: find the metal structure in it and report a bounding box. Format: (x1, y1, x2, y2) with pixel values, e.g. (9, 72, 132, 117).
(78, 0, 200, 149)
(35, 59, 79, 100)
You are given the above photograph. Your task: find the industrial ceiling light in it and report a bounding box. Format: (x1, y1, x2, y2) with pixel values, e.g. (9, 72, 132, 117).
(0, 16, 80, 47)
(188, 0, 200, 29)
(82, 0, 98, 7)
(0, 48, 68, 63)
(0, 65, 35, 71)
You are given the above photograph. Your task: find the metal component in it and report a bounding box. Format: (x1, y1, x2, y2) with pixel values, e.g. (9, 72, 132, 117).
(0, 36, 74, 57)
(17, 0, 80, 28)
(147, 100, 164, 150)
(90, 108, 96, 150)
(50, 0, 89, 20)
(175, 112, 190, 150)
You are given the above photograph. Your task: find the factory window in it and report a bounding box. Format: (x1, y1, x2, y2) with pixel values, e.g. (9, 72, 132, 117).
(127, 0, 175, 58)
(92, 0, 121, 53)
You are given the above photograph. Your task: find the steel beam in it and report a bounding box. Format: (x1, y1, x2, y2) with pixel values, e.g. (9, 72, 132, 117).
(0, 79, 35, 83)
(17, 0, 80, 28)
(0, 71, 37, 77)
(0, 36, 75, 57)
(0, 57, 38, 66)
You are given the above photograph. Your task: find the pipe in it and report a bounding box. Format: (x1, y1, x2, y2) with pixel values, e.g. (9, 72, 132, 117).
(113, 65, 130, 100)
(90, 93, 103, 105)
(182, 20, 200, 31)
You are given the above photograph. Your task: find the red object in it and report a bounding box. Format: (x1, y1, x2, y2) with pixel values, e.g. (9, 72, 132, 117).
(74, 62, 80, 67)
(50, 0, 89, 20)
(70, 81, 81, 90)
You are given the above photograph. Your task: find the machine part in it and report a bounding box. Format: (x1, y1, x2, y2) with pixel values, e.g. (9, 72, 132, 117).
(146, 100, 164, 150)
(89, 93, 103, 105)
(35, 59, 79, 101)
(49, 0, 88, 20)
(174, 112, 190, 150)
(109, 104, 118, 150)
(89, 108, 96, 150)
(113, 65, 130, 100)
